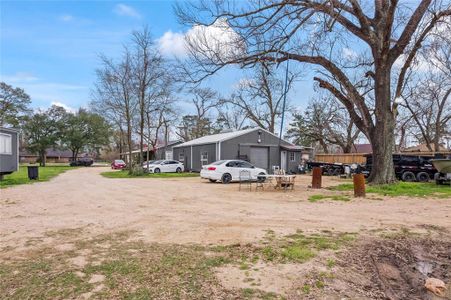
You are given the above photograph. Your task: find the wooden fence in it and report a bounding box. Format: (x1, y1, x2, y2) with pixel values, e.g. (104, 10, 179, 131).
(314, 153, 367, 164)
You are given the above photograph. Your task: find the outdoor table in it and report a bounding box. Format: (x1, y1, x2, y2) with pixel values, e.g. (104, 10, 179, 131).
(257, 174, 296, 191)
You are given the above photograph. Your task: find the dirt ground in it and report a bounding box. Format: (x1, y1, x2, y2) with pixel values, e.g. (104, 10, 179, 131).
(1, 167, 450, 251)
(1, 167, 451, 299)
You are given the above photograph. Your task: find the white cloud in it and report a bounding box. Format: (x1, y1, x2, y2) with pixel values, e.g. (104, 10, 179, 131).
(1, 72, 38, 83)
(157, 18, 244, 61)
(59, 14, 74, 22)
(51, 101, 77, 113)
(186, 18, 245, 62)
(157, 31, 187, 58)
(113, 4, 141, 18)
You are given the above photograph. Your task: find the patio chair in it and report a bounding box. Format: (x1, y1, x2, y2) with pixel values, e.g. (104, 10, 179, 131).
(239, 169, 252, 191)
(280, 175, 296, 191)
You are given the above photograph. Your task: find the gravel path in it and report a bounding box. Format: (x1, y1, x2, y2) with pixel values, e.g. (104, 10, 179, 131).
(1, 167, 450, 251)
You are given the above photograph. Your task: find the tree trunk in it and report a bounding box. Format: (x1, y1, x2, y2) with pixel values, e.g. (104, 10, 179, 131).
(368, 65, 396, 184)
(40, 150, 46, 167)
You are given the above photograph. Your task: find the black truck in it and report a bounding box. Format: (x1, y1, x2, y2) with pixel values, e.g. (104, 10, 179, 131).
(363, 154, 437, 182)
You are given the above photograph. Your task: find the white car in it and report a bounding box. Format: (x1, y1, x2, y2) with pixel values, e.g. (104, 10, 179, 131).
(200, 160, 267, 184)
(143, 160, 184, 173)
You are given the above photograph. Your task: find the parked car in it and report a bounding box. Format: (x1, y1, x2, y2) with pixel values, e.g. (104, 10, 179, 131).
(111, 159, 127, 169)
(70, 157, 94, 167)
(143, 160, 184, 173)
(200, 160, 267, 184)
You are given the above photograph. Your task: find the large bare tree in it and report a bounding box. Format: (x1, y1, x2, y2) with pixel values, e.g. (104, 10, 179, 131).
(226, 62, 298, 133)
(176, 0, 451, 184)
(286, 95, 360, 153)
(400, 20, 450, 151)
(93, 52, 137, 172)
(131, 27, 167, 165)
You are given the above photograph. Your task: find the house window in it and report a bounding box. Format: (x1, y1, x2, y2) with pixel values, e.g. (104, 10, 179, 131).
(179, 153, 184, 162)
(289, 152, 295, 162)
(201, 151, 208, 165)
(0, 133, 12, 155)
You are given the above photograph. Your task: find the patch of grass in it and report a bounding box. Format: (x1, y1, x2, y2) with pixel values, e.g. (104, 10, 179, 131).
(281, 246, 315, 262)
(100, 170, 199, 179)
(1, 230, 356, 299)
(326, 258, 336, 268)
(308, 194, 350, 202)
(0, 165, 76, 188)
(330, 181, 451, 198)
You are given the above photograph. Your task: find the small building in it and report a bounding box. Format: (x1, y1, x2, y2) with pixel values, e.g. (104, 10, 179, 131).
(121, 140, 183, 163)
(154, 140, 183, 160)
(173, 127, 308, 172)
(0, 127, 19, 177)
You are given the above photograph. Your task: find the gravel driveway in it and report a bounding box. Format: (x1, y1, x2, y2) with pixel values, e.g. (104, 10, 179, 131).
(1, 167, 450, 251)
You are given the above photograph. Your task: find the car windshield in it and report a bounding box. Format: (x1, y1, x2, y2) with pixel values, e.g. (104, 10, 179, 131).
(211, 160, 227, 165)
(152, 160, 163, 164)
(115, 160, 125, 164)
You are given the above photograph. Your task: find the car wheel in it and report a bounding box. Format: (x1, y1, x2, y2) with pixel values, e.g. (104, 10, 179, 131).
(332, 168, 341, 176)
(257, 172, 266, 183)
(221, 173, 232, 184)
(401, 171, 416, 182)
(209, 179, 217, 183)
(176, 167, 182, 173)
(154, 168, 161, 173)
(416, 172, 429, 182)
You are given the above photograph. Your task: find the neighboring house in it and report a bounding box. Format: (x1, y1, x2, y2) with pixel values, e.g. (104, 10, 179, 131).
(154, 140, 183, 160)
(121, 140, 183, 163)
(0, 127, 19, 177)
(173, 127, 309, 172)
(402, 143, 448, 153)
(20, 148, 74, 163)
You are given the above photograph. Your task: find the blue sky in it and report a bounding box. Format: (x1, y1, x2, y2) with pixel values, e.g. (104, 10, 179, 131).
(1, 0, 315, 112)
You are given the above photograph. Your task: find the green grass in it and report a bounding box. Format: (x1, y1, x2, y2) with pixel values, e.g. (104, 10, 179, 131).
(0, 165, 75, 188)
(308, 194, 351, 202)
(330, 181, 451, 198)
(100, 170, 199, 179)
(0, 230, 355, 299)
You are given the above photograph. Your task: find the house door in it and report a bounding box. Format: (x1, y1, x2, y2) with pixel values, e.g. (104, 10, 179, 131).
(280, 151, 287, 171)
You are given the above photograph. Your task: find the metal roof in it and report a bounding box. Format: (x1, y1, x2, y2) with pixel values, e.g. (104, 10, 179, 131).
(174, 127, 296, 148)
(173, 128, 259, 147)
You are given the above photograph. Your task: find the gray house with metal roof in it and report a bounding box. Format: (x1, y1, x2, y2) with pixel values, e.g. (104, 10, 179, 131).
(173, 127, 308, 172)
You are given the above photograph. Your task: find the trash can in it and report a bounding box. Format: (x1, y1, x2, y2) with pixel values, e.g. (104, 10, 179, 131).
(27, 166, 39, 180)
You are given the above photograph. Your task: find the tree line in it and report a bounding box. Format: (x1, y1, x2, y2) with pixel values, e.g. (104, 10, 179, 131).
(0, 85, 110, 166)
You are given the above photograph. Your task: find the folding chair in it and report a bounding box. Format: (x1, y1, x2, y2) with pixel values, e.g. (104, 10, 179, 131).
(239, 169, 252, 191)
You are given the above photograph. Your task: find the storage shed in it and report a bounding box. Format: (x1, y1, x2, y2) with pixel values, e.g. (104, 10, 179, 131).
(0, 127, 19, 178)
(173, 127, 307, 172)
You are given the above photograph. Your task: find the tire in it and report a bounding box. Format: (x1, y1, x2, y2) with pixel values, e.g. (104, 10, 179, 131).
(257, 172, 266, 183)
(154, 168, 161, 173)
(209, 179, 217, 183)
(221, 173, 232, 184)
(401, 171, 416, 182)
(326, 168, 334, 176)
(176, 167, 182, 173)
(332, 168, 341, 176)
(416, 172, 430, 182)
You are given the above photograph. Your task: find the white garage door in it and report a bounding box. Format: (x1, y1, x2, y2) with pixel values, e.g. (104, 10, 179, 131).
(250, 147, 269, 170)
